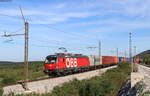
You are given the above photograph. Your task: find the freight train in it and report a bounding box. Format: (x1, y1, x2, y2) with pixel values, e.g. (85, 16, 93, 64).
(44, 53, 138, 76)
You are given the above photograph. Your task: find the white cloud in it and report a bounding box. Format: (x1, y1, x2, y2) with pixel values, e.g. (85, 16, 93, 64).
(103, 0, 150, 18)
(29, 11, 102, 24)
(1, 0, 150, 24)
(64, 12, 99, 18)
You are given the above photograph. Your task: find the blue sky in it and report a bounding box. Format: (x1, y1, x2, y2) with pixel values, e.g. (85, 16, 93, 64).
(0, 0, 150, 61)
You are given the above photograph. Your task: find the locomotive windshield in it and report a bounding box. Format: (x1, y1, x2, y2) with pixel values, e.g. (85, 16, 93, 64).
(45, 56, 57, 64)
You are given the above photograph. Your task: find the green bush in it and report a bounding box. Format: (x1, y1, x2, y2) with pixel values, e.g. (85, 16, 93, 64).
(52, 79, 80, 96)
(2, 77, 16, 85)
(79, 77, 113, 96)
(0, 86, 3, 96)
(50, 62, 131, 96)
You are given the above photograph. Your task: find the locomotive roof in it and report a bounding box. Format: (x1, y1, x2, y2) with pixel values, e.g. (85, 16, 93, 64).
(46, 53, 88, 58)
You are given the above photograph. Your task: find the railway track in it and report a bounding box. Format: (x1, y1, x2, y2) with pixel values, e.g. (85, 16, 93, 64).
(3, 76, 50, 87)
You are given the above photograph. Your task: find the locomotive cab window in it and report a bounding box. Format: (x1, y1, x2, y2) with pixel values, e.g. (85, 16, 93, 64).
(45, 56, 57, 64)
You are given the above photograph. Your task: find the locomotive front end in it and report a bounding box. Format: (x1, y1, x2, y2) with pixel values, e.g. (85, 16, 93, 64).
(44, 55, 58, 75)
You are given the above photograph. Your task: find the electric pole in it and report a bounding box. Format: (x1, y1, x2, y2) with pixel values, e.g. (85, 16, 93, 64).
(134, 46, 137, 64)
(129, 32, 133, 72)
(116, 48, 119, 57)
(19, 6, 30, 91)
(134, 46, 136, 57)
(124, 50, 127, 58)
(24, 21, 29, 90)
(0, 7, 30, 91)
(99, 40, 101, 65)
(87, 46, 97, 56)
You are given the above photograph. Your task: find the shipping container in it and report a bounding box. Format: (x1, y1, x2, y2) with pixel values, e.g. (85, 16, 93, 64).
(89, 55, 102, 66)
(123, 58, 126, 62)
(114, 57, 119, 63)
(102, 56, 116, 64)
(119, 57, 124, 62)
(126, 58, 131, 62)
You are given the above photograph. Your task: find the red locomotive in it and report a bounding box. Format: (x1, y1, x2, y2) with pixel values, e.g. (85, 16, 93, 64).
(44, 53, 90, 76)
(44, 53, 118, 76)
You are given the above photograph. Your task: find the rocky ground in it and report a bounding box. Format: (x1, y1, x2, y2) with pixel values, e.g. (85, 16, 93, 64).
(118, 64, 150, 96)
(138, 65, 150, 95)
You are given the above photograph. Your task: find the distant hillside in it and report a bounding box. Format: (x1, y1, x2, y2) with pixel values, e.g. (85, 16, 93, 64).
(137, 50, 150, 57)
(0, 61, 43, 68)
(0, 61, 15, 65)
(0, 61, 13, 63)
(137, 50, 150, 64)
(0, 61, 43, 64)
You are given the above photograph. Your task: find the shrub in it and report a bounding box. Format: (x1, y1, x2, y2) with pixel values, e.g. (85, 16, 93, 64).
(51, 62, 131, 96)
(79, 77, 113, 96)
(0, 86, 3, 96)
(52, 79, 80, 96)
(2, 77, 16, 85)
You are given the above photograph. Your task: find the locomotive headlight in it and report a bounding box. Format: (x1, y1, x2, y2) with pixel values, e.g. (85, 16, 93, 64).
(49, 64, 52, 67)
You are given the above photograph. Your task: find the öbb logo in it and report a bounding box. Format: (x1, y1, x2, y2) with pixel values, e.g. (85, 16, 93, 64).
(66, 58, 78, 68)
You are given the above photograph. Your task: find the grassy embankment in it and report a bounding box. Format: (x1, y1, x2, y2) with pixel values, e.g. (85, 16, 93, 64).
(0, 61, 46, 95)
(7, 62, 131, 96)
